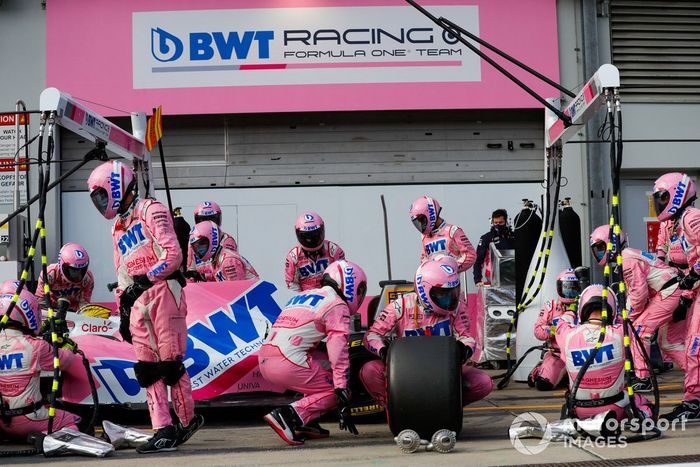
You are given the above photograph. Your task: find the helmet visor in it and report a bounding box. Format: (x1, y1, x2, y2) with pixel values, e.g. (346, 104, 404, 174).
(62, 263, 87, 283)
(192, 238, 210, 259)
(90, 188, 110, 216)
(590, 240, 607, 263)
(557, 279, 581, 300)
(653, 190, 670, 217)
(296, 225, 324, 250)
(356, 282, 367, 308)
(429, 285, 460, 312)
(412, 215, 428, 234)
(195, 213, 221, 226)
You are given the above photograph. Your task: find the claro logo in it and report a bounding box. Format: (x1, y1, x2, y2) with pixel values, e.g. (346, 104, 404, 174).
(151, 27, 274, 62)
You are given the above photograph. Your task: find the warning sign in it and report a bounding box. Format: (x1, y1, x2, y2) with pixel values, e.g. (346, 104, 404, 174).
(0, 116, 29, 206)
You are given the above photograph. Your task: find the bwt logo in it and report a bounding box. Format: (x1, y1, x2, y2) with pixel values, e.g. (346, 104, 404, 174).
(118, 223, 147, 255)
(0, 352, 23, 370)
(299, 259, 329, 278)
(425, 239, 447, 255)
(151, 27, 274, 62)
(570, 343, 615, 367)
(668, 177, 688, 215)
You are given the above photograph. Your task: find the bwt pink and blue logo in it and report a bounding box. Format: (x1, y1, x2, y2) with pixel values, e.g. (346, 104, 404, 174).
(151, 28, 274, 64)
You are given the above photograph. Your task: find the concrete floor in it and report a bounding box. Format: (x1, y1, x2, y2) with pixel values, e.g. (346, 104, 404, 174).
(3, 369, 700, 466)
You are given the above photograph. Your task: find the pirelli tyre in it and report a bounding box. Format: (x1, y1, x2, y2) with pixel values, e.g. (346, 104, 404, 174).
(348, 332, 384, 420)
(387, 336, 463, 438)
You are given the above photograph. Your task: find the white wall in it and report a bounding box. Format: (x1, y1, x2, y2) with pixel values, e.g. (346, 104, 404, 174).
(62, 182, 547, 302)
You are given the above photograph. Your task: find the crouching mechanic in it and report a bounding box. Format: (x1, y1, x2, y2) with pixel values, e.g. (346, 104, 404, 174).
(556, 284, 652, 421)
(189, 221, 258, 282)
(259, 260, 367, 445)
(0, 286, 82, 437)
(36, 242, 94, 311)
(410, 196, 476, 273)
(285, 211, 345, 292)
(360, 256, 492, 408)
(529, 269, 581, 390)
(590, 224, 683, 392)
(652, 173, 700, 421)
(186, 201, 238, 277)
(87, 160, 203, 453)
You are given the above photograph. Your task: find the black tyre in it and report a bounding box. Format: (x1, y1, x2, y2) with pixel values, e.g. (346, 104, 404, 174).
(348, 332, 384, 420)
(386, 336, 463, 438)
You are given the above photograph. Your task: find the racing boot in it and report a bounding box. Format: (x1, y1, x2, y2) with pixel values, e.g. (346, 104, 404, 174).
(294, 420, 330, 440)
(660, 400, 700, 422)
(264, 405, 304, 445)
(631, 376, 653, 394)
(176, 414, 205, 447)
(136, 425, 178, 454)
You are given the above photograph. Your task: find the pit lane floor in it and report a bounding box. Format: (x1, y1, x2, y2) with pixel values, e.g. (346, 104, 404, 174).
(4, 369, 700, 466)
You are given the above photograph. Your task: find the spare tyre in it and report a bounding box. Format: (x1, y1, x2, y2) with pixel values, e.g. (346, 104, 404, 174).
(386, 336, 463, 438)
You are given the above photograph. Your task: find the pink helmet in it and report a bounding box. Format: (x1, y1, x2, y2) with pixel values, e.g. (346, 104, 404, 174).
(58, 242, 90, 283)
(87, 161, 136, 220)
(0, 282, 41, 335)
(414, 255, 461, 316)
(410, 196, 441, 235)
(189, 221, 221, 263)
(194, 201, 222, 226)
(652, 172, 697, 221)
(577, 284, 617, 323)
(321, 260, 367, 314)
(295, 211, 325, 251)
(589, 224, 627, 265)
(556, 269, 581, 304)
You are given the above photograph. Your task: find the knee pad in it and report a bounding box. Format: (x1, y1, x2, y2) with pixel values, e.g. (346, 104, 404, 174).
(159, 360, 186, 386)
(133, 361, 161, 388)
(534, 376, 554, 391)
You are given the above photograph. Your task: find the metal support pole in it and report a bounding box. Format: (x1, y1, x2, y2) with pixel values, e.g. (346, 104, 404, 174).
(581, 0, 610, 283)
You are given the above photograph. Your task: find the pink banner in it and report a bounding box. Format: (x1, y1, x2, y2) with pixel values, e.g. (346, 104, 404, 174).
(46, 0, 559, 116)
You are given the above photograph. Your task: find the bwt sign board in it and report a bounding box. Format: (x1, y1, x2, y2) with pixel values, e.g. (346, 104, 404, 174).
(47, 1, 559, 115)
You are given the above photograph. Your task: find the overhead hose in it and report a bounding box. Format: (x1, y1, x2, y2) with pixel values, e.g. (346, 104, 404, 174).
(501, 154, 562, 387)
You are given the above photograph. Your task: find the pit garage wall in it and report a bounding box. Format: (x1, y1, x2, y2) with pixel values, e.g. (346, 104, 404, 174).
(62, 182, 545, 302)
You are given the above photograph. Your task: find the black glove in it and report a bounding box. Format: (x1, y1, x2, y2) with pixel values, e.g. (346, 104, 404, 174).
(458, 341, 473, 363)
(673, 296, 693, 323)
(184, 270, 206, 282)
(119, 307, 133, 344)
(119, 275, 152, 311)
(379, 347, 388, 363)
(334, 388, 358, 435)
(679, 269, 700, 291)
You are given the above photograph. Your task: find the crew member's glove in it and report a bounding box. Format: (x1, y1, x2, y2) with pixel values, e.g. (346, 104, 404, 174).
(119, 307, 133, 344)
(335, 388, 358, 435)
(119, 275, 152, 311)
(60, 337, 79, 353)
(673, 296, 693, 323)
(458, 341, 473, 363)
(184, 270, 206, 282)
(378, 346, 388, 363)
(679, 269, 700, 290)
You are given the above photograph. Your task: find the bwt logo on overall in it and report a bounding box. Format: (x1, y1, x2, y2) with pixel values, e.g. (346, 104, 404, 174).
(151, 28, 274, 63)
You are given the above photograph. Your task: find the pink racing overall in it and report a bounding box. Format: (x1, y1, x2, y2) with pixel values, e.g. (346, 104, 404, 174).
(677, 208, 700, 402)
(359, 293, 492, 407)
(196, 247, 258, 282)
(556, 311, 652, 420)
(186, 230, 237, 274)
(258, 286, 351, 424)
(0, 329, 80, 437)
(284, 240, 345, 292)
(36, 263, 94, 311)
(531, 299, 568, 388)
(622, 247, 683, 377)
(420, 222, 476, 273)
(113, 198, 194, 430)
(657, 220, 692, 367)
